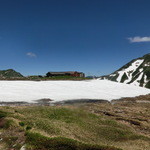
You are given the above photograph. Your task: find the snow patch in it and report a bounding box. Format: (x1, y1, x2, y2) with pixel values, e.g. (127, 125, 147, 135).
(139, 68, 143, 72)
(144, 63, 150, 66)
(109, 74, 116, 77)
(117, 59, 144, 83)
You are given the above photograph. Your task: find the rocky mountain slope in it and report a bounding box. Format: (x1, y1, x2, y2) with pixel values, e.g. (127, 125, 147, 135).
(0, 69, 23, 79)
(99, 54, 150, 88)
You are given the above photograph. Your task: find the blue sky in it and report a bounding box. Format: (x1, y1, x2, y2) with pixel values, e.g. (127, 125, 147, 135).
(0, 0, 150, 76)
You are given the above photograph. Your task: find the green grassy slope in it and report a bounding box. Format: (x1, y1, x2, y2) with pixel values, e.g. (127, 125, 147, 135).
(0, 104, 149, 150)
(0, 69, 23, 79)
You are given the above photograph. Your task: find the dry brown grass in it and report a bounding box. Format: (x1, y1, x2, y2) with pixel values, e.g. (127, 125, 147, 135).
(80, 101, 150, 137)
(0, 98, 150, 150)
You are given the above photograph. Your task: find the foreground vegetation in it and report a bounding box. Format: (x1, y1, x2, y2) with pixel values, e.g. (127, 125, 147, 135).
(0, 100, 150, 150)
(0, 75, 91, 81)
(26, 75, 90, 81)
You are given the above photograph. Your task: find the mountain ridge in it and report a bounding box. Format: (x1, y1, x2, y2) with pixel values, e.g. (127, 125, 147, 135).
(0, 69, 24, 79)
(99, 53, 150, 88)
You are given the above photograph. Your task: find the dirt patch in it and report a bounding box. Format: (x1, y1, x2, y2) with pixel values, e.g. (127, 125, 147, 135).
(53, 99, 110, 106)
(0, 118, 6, 128)
(112, 94, 150, 104)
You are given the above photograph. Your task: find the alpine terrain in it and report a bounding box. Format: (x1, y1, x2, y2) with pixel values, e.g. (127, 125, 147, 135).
(99, 53, 150, 88)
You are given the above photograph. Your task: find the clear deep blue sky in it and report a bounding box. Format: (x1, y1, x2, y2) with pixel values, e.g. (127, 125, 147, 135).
(0, 0, 150, 76)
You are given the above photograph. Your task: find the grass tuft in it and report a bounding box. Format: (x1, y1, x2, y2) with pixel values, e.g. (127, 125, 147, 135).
(0, 110, 7, 118)
(19, 121, 25, 127)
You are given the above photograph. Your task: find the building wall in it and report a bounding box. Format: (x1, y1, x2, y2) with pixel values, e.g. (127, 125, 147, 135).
(46, 72, 85, 77)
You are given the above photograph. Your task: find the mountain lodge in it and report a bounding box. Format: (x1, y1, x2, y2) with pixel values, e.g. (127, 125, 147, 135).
(46, 71, 85, 77)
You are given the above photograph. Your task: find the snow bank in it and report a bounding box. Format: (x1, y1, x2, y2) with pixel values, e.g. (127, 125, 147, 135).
(0, 80, 149, 103)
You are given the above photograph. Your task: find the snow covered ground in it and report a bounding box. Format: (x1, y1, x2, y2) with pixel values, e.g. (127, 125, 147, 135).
(117, 59, 144, 83)
(0, 80, 149, 103)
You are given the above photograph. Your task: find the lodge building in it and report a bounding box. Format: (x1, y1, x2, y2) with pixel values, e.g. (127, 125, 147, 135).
(46, 71, 85, 77)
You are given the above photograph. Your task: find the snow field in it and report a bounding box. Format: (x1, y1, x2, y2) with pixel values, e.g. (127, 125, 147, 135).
(0, 80, 149, 103)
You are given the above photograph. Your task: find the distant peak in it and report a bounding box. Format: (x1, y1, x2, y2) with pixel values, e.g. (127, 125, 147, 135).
(99, 53, 150, 88)
(0, 69, 23, 78)
(6, 69, 15, 71)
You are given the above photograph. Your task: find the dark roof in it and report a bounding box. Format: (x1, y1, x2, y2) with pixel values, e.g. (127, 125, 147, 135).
(47, 71, 83, 74)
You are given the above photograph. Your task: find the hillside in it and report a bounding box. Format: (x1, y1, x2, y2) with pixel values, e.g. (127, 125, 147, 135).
(99, 54, 150, 88)
(0, 99, 150, 150)
(0, 69, 23, 79)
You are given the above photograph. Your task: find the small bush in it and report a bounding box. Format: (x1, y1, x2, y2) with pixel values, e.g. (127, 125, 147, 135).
(14, 110, 18, 113)
(26, 125, 32, 131)
(0, 110, 7, 118)
(19, 122, 25, 127)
